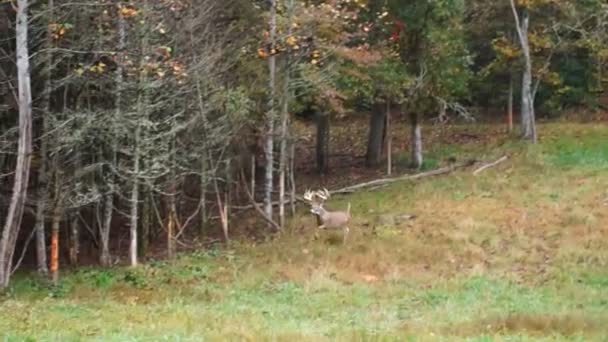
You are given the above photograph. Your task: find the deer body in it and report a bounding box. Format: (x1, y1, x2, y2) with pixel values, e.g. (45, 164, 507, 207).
(304, 189, 352, 243)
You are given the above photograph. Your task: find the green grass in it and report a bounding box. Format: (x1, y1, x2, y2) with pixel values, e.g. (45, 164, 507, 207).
(2, 123, 608, 341)
(545, 132, 608, 168)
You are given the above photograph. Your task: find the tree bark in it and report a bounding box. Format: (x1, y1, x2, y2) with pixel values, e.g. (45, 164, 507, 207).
(410, 112, 423, 169)
(366, 103, 386, 167)
(0, 0, 33, 289)
(264, 0, 277, 220)
(315, 112, 330, 175)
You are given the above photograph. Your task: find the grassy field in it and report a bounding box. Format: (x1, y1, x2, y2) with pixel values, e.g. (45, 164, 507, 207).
(2, 123, 608, 341)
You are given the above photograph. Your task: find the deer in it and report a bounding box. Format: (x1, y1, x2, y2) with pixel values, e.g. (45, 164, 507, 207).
(303, 188, 351, 243)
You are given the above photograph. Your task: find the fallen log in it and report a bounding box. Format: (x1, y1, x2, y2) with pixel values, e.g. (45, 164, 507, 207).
(232, 159, 478, 211)
(332, 159, 477, 194)
(473, 155, 508, 175)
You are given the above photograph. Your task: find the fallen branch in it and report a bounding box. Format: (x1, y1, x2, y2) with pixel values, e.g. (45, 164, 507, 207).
(232, 196, 302, 211)
(11, 226, 36, 275)
(473, 155, 508, 176)
(332, 159, 477, 194)
(233, 160, 477, 211)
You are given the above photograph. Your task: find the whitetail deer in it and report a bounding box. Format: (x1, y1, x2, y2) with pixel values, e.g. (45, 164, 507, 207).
(303, 188, 351, 242)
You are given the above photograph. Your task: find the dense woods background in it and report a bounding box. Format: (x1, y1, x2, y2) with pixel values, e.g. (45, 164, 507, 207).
(0, 0, 607, 289)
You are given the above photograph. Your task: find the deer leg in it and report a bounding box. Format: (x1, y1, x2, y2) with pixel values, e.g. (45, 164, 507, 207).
(343, 226, 350, 243)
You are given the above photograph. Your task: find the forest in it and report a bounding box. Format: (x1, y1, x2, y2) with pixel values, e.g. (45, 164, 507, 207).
(1, 0, 607, 340)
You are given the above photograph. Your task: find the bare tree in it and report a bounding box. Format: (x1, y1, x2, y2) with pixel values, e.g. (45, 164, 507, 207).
(0, 0, 33, 289)
(509, 0, 537, 142)
(32, 0, 56, 276)
(278, 0, 294, 228)
(264, 0, 277, 222)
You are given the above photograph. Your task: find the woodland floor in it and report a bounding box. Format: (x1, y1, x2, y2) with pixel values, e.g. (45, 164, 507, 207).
(2, 121, 608, 341)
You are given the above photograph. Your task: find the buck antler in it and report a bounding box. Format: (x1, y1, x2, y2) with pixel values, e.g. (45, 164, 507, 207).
(303, 188, 328, 206)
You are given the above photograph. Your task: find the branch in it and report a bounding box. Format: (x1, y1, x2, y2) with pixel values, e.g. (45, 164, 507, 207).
(0, 48, 18, 104)
(11, 226, 36, 275)
(239, 168, 281, 231)
(532, 26, 561, 99)
(509, 0, 526, 47)
(473, 155, 509, 175)
(174, 198, 203, 240)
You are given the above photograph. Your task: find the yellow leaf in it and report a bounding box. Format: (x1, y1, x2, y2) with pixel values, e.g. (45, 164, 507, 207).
(286, 35, 298, 46)
(257, 48, 268, 58)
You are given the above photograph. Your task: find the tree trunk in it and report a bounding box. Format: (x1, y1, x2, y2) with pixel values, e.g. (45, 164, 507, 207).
(213, 179, 229, 242)
(34, 197, 48, 275)
(509, 1, 537, 143)
(68, 148, 81, 266)
(49, 206, 60, 285)
(224, 159, 232, 232)
(167, 201, 176, 259)
(289, 142, 296, 216)
(49, 169, 61, 285)
(68, 213, 79, 265)
(410, 112, 423, 169)
(140, 191, 150, 256)
(250, 155, 256, 202)
(34, 0, 55, 276)
(366, 103, 386, 167)
(99, 3, 126, 267)
(99, 189, 112, 267)
(0, 0, 33, 289)
(315, 112, 330, 175)
(166, 151, 177, 259)
(199, 159, 208, 238)
(385, 102, 392, 175)
(129, 124, 140, 267)
(264, 0, 277, 220)
(507, 73, 514, 133)
(278, 1, 292, 228)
